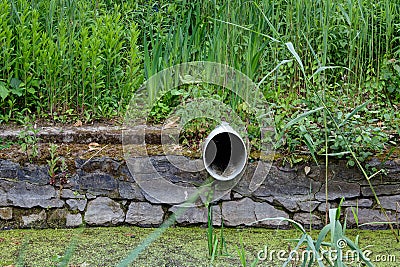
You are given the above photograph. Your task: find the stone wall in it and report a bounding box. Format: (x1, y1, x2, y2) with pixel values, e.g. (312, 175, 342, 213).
(1, 155, 399, 229)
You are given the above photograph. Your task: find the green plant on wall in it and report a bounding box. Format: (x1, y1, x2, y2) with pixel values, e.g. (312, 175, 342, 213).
(18, 124, 40, 162)
(47, 143, 59, 185)
(47, 143, 69, 186)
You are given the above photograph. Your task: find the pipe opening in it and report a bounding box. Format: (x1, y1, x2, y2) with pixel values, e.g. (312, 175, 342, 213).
(203, 126, 247, 181)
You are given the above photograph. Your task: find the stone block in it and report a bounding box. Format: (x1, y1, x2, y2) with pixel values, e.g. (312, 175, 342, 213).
(362, 184, 400, 196)
(222, 198, 288, 227)
(249, 166, 321, 200)
(346, 208, 395, 229)
(118, 181, 145, 201)
(170, 205, 221, 225)
(298, 200, 320, 212)
(0, 160, 21, 179)
(379, 195, 400, 211)
(125, 202, 164, 226)
(20, 164, 50, 185)
(341, 198, 373, 208)
(61, 189, 85, 199)
(66, 213, 82, 228)
(22, 210, 46, 228)
(293, 213, 323, 229)
(70, 172, 119, 198)
(84, 197, 124, 226)
(66, 199, 87, 212)
(315, 181, 360, 201)
(3, 181, 64, 208)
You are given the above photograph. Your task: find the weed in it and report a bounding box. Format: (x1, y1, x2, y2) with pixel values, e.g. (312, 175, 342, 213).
(58, 158, 69, 185)
(47, 143, 59, 185)
(0, 138, 13, 150)
(138, 0, 399, 169)
(205, 190, 216, 258)
(255, 204, 374, 266)
(237, 235, 259, 267)
(18, 124, 40, 162)
(47, 143, 68, 186)
(1, 0, 399, 167)
(274, 40, 399, 240)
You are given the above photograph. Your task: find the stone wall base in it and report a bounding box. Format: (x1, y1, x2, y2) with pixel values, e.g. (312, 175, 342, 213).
(1, 157, 399, 229)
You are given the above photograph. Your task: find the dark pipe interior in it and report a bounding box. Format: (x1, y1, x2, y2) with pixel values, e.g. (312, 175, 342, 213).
(209, 132, 231, 174)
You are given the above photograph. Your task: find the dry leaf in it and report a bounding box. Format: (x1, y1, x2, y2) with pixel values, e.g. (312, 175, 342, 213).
(88, 142, 100, 151)
(304, 166, 311, 175)
(171, 144, 181, 151)
(73, 120, 83, 127)
(164, 116, 180, 128)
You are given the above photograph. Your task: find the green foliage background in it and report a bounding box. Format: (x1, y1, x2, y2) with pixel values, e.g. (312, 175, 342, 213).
(0, 0, 142, 123)
(0, 0, 399, 161)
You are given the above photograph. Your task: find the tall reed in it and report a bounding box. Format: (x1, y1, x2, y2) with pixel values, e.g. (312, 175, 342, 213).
(0, 0, 398, 127)
(0, 0, 142, 122)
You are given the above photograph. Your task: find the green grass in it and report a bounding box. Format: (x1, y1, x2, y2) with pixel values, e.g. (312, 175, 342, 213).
(1, 0, 399, 123)
(0, 0, 143, 123)
(137, 0, 400, 166)
(0, 227, 399, 266)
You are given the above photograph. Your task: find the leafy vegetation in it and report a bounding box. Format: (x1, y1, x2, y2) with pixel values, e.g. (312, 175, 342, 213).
(1, 0, 399, 162)
(0, 0, 142, 123)
(17, 123, 40, 162)
(0, 226, 398, 266)
(254, 206, 375, 267)
(0, 1, 399, 266)
(47, 143, 68, 186)
(139, 0, 399, 166)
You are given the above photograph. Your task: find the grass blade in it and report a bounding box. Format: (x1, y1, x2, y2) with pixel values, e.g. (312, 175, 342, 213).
(212, 18, 280, 43)
(277, 107, 324, 142)
(341, 236, 375, 267)
(310, 66, 341, 79)
(315, 224, 331, 251)
(338, 100, 371, 128)
(258, 59, 292, 86)
(283, 234, 307, 267)
(286, 42, 305, 77)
